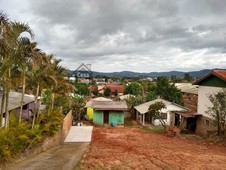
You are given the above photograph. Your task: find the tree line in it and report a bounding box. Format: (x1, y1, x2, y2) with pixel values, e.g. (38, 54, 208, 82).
(0, 12, 75, 128)
(0, 12, 77, 163)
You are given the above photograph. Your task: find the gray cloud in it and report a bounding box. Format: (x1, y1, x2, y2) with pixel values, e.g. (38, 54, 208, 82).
(1, 0, 226, 72)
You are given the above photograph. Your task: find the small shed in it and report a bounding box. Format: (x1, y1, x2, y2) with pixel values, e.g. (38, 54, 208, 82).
(91, 101, 128, 125)
(85, 97, 113, 120)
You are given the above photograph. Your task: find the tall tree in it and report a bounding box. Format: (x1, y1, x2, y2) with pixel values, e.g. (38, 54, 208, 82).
(206, 89, 226, 135)
(0, 12, 34, 127)
(124, 82, 144, 96)
(74, 83, 89, 96)
(104, 88, 111, 97)
(17, 38, 37, 124)
(184, 73, 193, 82)
(148, 101, 166, 129)
(155, 76, 183, 105)
(126, 95, 144, 118)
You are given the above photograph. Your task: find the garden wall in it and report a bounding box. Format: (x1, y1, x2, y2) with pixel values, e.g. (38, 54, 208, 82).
(62, 110, 73, 137)
(7, 110, 73, 164)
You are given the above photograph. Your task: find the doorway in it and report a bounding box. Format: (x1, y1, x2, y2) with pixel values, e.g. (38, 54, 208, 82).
(104, 111, 109, 124)
(174, 114, 180, 127)
(187, 117, 196, 132)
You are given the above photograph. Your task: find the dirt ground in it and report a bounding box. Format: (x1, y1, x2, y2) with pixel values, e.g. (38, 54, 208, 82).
(80, 126, 226, 170)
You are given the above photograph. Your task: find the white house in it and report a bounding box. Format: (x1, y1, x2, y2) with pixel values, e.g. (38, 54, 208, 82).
(193, 69, 226, 135)
(134, 98, 189, 127)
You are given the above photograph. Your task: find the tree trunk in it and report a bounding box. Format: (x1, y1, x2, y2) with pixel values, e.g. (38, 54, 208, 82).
(49, 92, 55, 115)
(5, 89, 10, 128)
(19, 70, 26, 124)
(217, 113, 220, 135)
(0, 85, 6, 127)
(32, 84, 39, 129)
(5, 69, 11, 128)
(158, 115, 167, 129)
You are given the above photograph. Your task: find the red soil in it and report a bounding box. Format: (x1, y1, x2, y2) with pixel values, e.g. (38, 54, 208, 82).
(81, 127, 226, 170)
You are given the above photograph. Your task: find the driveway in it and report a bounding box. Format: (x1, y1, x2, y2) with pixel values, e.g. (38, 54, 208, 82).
(65, 126, 93, 142)
(4, 126, 94, 170)
(4, 143, 89, 170)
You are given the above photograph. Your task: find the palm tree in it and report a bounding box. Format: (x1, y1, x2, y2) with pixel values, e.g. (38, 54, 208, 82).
(0, 12, 34, 127)
(26, 52, 49, 129)
(16, 38, 42, 124)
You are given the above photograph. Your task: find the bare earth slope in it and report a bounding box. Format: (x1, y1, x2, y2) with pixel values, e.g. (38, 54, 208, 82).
(81, 127, 226, 170)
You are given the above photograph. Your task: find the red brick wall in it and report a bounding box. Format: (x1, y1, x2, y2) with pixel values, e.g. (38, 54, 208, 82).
(182, 93, 198, 113)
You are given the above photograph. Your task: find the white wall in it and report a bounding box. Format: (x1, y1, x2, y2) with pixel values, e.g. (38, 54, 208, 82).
(198, 86, 224, 117)
(152, 111, 170, 126)
(152, 104, 186, 126)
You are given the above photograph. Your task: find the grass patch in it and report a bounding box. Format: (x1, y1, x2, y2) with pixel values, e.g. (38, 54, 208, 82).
(124, 117, 133, 127)
(142, 127, 166, 134)
(74, 162, 82, 170)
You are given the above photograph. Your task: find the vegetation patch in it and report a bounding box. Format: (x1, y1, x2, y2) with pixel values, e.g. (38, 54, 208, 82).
(124, 117, 134, 127)
(142, 127, 166, 134)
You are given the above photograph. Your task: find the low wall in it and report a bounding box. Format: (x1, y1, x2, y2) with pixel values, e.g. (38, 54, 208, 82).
(62, 110, 73, 137)
(30, 131, 64, 155)
(4, 130, 64, 166)
(1, 111, 73, 167)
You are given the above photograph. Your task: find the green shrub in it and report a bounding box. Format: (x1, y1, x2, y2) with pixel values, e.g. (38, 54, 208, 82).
(37, 107, 63, 136)
(0, 108, 63, 164)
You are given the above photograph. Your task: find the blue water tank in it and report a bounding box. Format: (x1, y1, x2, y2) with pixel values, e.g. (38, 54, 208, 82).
(111, 122, 117, 127)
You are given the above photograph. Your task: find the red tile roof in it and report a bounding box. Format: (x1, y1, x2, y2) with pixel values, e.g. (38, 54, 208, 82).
(212, 70, 226, 81)
(89, 85, 98, 92)
(193, 69, 226, 85)
(104, 84, 125, 93)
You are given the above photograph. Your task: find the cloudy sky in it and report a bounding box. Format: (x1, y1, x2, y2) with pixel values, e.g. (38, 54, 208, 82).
(1, 0, 226, 72)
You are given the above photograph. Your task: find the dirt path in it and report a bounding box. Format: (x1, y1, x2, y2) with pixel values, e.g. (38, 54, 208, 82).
(4, 143, 89, 170)
(81, 127, 226, 169)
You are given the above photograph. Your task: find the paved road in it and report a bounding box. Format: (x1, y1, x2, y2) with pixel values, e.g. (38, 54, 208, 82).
(4, 143, 89, 170)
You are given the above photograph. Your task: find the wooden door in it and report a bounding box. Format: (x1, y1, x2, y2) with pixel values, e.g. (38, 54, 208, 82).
(104, 111, 109, 124)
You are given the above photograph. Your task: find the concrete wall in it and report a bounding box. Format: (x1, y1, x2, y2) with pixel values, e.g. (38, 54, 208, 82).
(195, 115, 217, 136)
(198, 86, 223, 117)
(10, 131, 64, 164)
(196, 115, 207, 136)
(62, 110, 73, 136)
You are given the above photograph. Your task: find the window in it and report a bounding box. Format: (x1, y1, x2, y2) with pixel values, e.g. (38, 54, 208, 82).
(161, 113, 167, 119)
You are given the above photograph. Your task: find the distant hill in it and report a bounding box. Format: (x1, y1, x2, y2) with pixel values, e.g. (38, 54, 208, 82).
(68, 69, 215, 78)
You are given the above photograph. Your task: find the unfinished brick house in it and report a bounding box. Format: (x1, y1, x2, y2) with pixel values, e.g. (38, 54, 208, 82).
(175, 83, 198, 113)
(193, 69, 226, 136)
